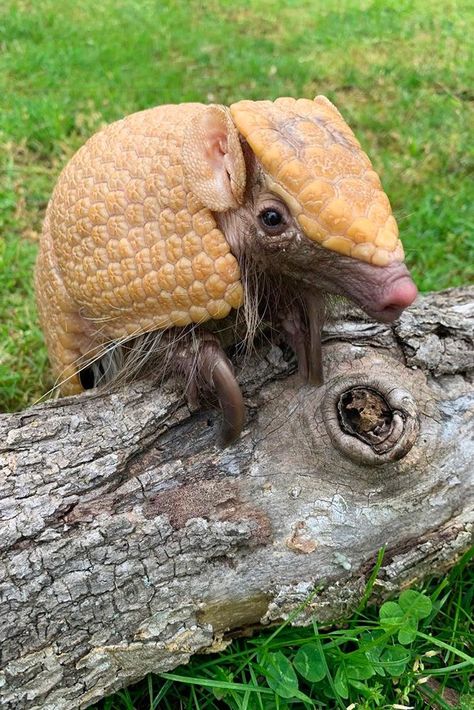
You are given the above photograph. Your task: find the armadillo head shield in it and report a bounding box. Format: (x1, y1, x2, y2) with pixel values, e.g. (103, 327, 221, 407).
(230, 96, 404, 267)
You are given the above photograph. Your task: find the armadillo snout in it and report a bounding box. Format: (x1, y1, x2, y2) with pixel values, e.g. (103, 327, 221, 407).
(373, 274, 418, 322)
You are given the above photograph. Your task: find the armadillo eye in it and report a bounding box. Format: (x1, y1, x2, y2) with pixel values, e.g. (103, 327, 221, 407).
(259, 208, 285, 233)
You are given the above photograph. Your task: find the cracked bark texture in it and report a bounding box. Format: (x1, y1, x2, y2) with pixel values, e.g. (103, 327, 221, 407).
(1, 286, 473, 709)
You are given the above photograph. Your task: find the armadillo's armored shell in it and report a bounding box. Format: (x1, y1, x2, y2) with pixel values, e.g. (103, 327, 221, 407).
(47, 104, 243, 342)
(230, 97, 404, 267)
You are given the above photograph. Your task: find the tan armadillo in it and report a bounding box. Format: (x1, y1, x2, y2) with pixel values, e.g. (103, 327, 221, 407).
(35, 96, 417, 444)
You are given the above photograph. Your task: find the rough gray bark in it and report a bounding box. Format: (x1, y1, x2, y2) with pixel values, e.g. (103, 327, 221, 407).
(0, 287, 473, 710)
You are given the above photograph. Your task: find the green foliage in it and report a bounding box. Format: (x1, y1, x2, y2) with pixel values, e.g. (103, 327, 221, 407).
(293, 644, 326, 683)
(379, 589, 432, 644)
(257, 651, 302, 700)
(232, 590, 441, 706)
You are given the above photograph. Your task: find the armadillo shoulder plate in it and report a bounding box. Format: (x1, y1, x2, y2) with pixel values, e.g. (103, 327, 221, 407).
(48, 104, 243, 340)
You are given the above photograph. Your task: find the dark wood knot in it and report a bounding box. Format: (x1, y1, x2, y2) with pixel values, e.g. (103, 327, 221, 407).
(321, 374, 419, 466)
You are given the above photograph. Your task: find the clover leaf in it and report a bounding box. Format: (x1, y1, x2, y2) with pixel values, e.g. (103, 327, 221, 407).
(293, 643, 327, 682)
(379, 591, 432, 645)
(259, 651, 299, 699)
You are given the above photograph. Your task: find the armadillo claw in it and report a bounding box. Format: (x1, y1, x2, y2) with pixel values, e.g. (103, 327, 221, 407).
(211, 359, 245, 447)
(196, 340, 245, 447)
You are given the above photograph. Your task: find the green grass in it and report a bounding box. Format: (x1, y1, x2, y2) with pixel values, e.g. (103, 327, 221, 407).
(1, 0, 473, 706)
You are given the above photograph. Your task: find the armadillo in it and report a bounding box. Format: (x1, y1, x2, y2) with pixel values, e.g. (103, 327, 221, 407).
(35, 96, 417, 444)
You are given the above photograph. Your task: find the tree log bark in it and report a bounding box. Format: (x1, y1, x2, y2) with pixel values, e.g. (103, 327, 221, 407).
(1, 287, 473, 709)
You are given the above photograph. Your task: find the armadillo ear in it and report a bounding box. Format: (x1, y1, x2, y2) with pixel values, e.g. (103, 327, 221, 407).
(183, 105, 246, 212)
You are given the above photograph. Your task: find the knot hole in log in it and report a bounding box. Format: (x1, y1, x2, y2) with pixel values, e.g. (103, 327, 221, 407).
(339, 387, 404, 452)
(321, 374, 420, 466)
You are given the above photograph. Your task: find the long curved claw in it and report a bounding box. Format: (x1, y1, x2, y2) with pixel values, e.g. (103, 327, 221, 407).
(198, 342, 245, 447)
(211, 357, 245, 447)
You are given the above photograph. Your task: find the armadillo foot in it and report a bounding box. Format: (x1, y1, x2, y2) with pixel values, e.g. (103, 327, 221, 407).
(171, 330, 244, 447)
(74, 328, 245, 447)
(280, 291, 325, 386)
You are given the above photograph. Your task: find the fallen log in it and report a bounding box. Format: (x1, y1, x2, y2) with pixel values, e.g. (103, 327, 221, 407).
(0, 286, 473, 709)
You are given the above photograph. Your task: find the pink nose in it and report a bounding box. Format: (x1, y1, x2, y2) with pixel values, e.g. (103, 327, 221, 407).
(377, 275, 418, 322)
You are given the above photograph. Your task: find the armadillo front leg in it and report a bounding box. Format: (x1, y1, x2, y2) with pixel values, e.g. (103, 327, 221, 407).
(174, 331, 245, 447)
(280, 291, 325, 386)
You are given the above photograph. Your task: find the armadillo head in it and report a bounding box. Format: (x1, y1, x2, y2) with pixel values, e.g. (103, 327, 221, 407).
(231, 96, 401, 267)
(227, 96, 417, 323)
